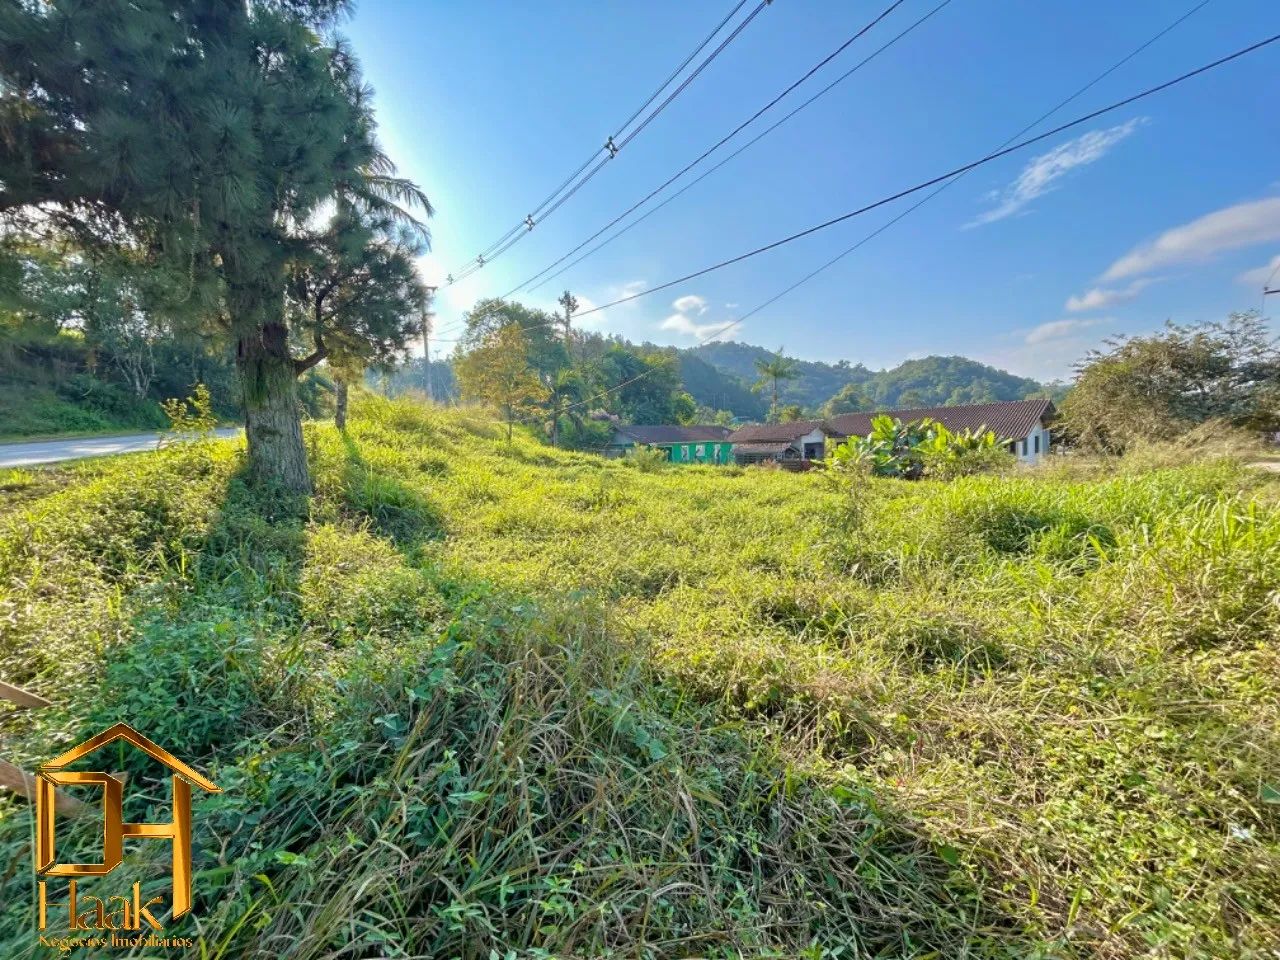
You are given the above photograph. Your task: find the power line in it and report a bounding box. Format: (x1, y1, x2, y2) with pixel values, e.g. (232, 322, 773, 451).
(1263, 256, 1280, 308)
(723, 0, 1220, 331)
(491, 23, 1274, 426)
(446, 3, 765, 286)
(434, 0, 1199, 334)
(516, 0, 952, 298)
(504, 0, 914, 297)
(614, 0, 770, 152)
(615, 0, 755, 136)
(574, 31, 1280, 320)
(445, 0, 771, 284)
(433, 1, 1217, 350)
(455, 1, 754, 272)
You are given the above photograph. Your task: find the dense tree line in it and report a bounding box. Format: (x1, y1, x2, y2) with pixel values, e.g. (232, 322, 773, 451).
(452, 298, 697, 448)
(689, 342, 1057, 416)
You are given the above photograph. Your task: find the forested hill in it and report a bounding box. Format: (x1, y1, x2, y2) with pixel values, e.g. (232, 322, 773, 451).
(686, 341, 1056, 415)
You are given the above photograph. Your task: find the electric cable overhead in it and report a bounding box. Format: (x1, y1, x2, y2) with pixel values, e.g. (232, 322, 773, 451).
(444, 0, 771, 286)
(502, 0, 916, 298)
(453, 0, 755, 274)
(571, 32, 1280, 321)
(436, 1, 1219, 349)
(513, 0, 952, 298)
(1262, 256, 1280, 305)
(483, 24, 1274, 425)
(721, 0, 1220, 333)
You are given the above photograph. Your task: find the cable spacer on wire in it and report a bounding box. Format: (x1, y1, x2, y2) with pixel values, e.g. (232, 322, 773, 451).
(446, 273, 455, 284)
(525, 214, 535, 230)
(605, 136, 618, 158)
(477, 254, 485, 266)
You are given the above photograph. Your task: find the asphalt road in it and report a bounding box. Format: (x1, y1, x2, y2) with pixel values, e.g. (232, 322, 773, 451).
(0, 428, 240, 468)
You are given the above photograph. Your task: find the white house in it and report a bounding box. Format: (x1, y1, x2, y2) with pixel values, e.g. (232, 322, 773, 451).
(826, 397, 1056, 464)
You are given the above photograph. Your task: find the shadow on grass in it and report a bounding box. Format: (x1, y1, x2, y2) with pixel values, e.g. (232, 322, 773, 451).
(0, 439, 1055, 959)
(339, 432, 444, 546)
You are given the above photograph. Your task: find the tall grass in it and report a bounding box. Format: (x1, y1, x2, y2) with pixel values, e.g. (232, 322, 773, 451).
(1, 394, 1276, 958)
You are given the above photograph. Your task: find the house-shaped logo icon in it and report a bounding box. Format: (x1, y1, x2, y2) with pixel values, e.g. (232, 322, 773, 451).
(35, 722, 221, 922)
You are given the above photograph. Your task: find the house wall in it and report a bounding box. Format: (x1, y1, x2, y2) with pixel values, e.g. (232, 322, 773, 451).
(1011, 425, 1050, 463)
(798, 428, 827, 459)
(668, 441, 732, 464)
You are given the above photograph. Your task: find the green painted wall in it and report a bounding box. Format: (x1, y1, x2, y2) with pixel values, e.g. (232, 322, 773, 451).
(613, 439, 733, 463)
(663, 441, 732, 464)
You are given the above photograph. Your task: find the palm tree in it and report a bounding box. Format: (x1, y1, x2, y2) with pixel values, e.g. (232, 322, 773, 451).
(545, 369, 586, 448)
(752, 350, 799, 419)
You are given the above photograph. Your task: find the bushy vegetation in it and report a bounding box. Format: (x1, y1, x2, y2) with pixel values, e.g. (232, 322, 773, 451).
(0, 318, 171, 438)
(0, 317, 333, 439)
(827, 415, 1013, 480)
(1, 0, 432, 491)
(1062, 312, 1280, 452)
(2, 395, 1277, 958)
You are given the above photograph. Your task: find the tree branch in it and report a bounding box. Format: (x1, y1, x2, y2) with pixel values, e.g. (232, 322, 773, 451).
(295, 328, 328, 374)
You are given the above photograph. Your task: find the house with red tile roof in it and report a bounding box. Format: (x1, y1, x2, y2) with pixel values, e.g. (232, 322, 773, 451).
(728, 398, 1056, 466)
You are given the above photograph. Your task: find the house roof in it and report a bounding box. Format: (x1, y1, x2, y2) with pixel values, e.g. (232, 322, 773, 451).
(827, 398, 1055, 442)
(613, 424, 732, 445)
(727, 420, 836, 443)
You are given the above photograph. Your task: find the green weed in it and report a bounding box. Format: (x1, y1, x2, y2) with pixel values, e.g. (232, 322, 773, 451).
(1, 394, 1276, 958)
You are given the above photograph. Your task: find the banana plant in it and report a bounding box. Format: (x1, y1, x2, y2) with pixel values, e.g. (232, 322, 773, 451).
(826, 417, 1012, 480)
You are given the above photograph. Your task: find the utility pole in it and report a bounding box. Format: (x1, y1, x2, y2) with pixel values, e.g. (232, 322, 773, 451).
(557, 289, 578, 354)
(422, 286, 437, 401)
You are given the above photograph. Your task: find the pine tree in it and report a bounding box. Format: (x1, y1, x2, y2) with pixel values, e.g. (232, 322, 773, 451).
(288, 210, 429, 431)
(0, 1, 430, 491)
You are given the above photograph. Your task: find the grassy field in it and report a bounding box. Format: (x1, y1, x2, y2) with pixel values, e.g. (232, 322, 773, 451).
(1, 395, 1277, 958)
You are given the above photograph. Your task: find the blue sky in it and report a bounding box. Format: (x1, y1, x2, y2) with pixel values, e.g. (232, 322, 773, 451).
(345, 0, 1279, 382)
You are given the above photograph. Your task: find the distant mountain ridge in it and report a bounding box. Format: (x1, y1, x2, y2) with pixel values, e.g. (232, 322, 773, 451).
(680, 341, 1058, 418)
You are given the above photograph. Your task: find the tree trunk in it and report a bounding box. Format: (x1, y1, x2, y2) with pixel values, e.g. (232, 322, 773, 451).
(335, 379, 349, 431)
(236, 318, 311, 493)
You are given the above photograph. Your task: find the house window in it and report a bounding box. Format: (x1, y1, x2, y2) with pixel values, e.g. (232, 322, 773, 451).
(1021, 438, 1028, 456)
(1034, 434, 1040, 454)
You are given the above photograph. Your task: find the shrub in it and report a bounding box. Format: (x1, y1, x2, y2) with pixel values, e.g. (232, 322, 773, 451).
(621, 442, 669, 472)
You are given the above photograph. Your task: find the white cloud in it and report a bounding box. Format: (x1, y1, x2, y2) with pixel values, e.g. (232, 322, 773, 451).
(659, 294, 737, 340)
(1103, 196, 1280, 280)
(672, 294, 708, 315)
(1024, 317, 1106, 345)
(1236, 253, 1280, 288)
(981, 317, 1121, 379)
(1064, 278, 1152, 312)
(967, 118, 1145, 228)
(661, 313, 723, 338)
